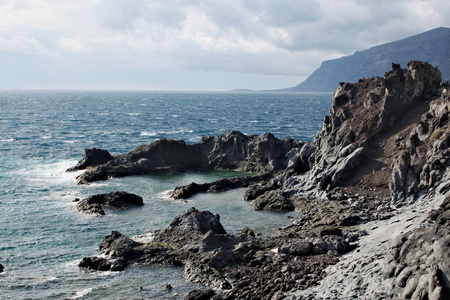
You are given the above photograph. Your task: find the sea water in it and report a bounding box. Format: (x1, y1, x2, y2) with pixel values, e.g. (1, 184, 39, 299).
(0, 91, 331, 299)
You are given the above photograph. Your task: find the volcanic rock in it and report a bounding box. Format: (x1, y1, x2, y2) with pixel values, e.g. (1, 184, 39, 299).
(384, 195, 450, 299)
(78, 256, 127, 271)
(75, 191, 143, 215)
(80, 207, 355, 296)
(67, 148, 113, 171)
(168, 174, 271, 200)
(71, 131, 303, 184)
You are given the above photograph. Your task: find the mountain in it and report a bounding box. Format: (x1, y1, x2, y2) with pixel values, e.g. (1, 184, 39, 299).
(281, 27, 450, 92)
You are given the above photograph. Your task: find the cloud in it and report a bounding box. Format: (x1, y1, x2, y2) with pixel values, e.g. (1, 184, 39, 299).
(0, 0, 449, 89)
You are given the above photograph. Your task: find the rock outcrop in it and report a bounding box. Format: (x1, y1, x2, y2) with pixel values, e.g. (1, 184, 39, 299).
(80, 207, 356, 298)
(73, 191, 143, 215)
(245, 61, 445, 205)
(67, 148, 113, 171)
(168, 174, 271, 201)
(69, 132, 302, 184)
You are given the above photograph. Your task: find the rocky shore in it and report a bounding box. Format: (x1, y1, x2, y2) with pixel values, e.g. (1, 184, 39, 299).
(70, 61, 450, 299)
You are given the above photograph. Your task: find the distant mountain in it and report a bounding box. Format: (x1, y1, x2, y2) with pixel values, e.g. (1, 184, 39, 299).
(280, 27, 450, 92)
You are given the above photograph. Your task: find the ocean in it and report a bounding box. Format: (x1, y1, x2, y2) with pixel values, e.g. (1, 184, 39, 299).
(0, 91, 331, 299)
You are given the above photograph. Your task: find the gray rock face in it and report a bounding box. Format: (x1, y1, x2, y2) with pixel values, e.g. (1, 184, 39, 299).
(74, 191, 143, 215)
(264, 61, 446, 205)
(70, 131, 302, 184)
(385, 196, 450, 299)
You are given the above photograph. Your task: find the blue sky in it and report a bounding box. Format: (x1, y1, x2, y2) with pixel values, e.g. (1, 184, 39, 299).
(1, 0, 449, 90)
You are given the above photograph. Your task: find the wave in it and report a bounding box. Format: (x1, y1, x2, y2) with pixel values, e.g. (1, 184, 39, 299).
(67, 288, 92, 299)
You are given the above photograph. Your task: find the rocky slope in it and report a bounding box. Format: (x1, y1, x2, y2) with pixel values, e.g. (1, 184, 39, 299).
(71, 61, 450, 299)
(282, 61, 450, 299)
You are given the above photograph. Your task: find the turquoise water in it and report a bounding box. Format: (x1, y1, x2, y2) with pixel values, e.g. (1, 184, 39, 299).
(0, 91, 331, 299)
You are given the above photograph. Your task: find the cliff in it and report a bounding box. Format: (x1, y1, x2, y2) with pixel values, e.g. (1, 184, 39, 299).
(280, 27, 450, 92)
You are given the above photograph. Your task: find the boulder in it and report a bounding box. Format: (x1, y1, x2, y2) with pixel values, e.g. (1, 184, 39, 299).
(184, 289, 216, 300)
(75, 191, 143, 215)
(252, 190, 295, 212)
(78, 256, 127, 271)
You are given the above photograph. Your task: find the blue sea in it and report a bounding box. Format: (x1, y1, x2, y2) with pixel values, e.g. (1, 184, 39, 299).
(0, 91, 331, 299)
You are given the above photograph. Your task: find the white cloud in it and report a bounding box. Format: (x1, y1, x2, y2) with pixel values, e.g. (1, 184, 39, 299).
(0, 0, 449, 89)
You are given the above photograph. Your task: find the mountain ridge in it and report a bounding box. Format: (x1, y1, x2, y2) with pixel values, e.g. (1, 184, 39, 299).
(278, 27, 450, 92)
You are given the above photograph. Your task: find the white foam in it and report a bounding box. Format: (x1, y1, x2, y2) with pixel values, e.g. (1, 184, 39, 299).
(67, 288, 92, 299)
(132, 232, 155, 243)
(140, 131, 158, 137)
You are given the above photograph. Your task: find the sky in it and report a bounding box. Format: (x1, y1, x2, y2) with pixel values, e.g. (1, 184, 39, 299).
(0, 0, 449, 91)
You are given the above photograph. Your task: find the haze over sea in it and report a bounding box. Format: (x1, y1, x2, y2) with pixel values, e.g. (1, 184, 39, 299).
(0, 91, 330, 299)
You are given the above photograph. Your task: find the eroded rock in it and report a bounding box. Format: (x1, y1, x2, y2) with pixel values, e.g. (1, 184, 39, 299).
(74, 191, 144, 215)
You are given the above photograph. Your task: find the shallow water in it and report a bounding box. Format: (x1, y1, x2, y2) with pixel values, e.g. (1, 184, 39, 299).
(0, 91, 331, 299)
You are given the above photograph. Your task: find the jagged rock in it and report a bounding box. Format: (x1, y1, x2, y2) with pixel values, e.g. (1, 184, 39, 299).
(67, 148, 113, 171)
(279, 235, 351, 256)
(0, 263, 4, 273)
(71, 131, 302, 184)
(279, 240, 313, 256)
(184, 289, 216, 300)
(168, 174, 272, 200)
(75, 191, 143, 215)
(252, 190, 295, 212)
(99, 230, 143, 260)
(78, 256, 127, 271)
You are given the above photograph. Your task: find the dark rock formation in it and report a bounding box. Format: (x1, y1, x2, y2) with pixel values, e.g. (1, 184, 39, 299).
(67, 148, 113, 171)
(74, 191, 143, 215)
(251, 190, 295, 211)
(79, 256, 127, 271)
(184, 289, 216, 300)
(70, 131, 303, 184)
(384, 196, 450, 299)
(246, 61, 445, 207)
(168, 174, 272, 200)
(80, 207, 355, 298)
(0, 263, 4, 273)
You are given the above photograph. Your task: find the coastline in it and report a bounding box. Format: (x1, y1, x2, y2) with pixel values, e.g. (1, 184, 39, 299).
(67, 61, 450, 299)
